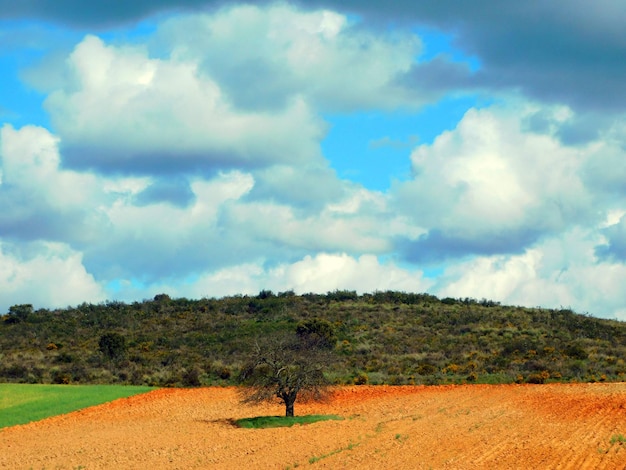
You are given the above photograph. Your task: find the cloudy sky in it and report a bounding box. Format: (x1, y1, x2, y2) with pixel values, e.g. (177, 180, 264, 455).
(0, 1, 625, 319)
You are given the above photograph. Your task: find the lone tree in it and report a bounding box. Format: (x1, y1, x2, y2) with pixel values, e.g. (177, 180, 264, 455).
(238, 330, 334, 417)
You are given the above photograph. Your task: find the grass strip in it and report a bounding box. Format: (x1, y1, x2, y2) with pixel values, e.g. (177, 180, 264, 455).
(0, 383, 155, 429)
(234, 414, 342, 429)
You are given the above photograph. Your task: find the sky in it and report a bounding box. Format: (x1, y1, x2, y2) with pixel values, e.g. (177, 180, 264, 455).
(0, 1, 625, 319)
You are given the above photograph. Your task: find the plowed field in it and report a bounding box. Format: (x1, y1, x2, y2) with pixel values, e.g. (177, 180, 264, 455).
(2, 383, 626, 469)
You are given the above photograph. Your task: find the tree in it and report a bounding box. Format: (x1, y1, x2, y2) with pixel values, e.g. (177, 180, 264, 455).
(238, 333, 333, 417)
(6, 304, 34, 323)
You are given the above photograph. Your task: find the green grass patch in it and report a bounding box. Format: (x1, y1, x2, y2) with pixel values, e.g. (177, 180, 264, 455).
(234, 414, 343, 429)
(308, 441, 360, 464)
(0, 383, 155, 429)
(610, 434, 626, 445)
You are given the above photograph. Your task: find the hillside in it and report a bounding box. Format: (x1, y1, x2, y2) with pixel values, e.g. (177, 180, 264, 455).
(1, 291, 625, 386)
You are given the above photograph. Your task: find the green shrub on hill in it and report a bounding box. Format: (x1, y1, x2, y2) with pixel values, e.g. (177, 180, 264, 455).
(1, 292, 625, 386)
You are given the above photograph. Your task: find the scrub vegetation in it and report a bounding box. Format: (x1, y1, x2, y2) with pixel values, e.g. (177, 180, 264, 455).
(1, 291, 625, 387)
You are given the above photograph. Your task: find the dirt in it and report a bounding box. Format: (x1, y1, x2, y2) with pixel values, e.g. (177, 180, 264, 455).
(2, 383, 626, 469)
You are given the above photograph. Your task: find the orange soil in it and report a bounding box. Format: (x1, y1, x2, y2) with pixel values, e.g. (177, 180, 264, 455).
(2, 383, 626, 469)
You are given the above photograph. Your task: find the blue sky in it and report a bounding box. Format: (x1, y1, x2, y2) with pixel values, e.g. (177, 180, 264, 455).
(0, 1, 625, 319)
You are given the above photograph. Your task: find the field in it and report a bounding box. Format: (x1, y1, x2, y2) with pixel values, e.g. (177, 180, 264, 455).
(1, 384, 626, 469)
(0, 384, 155, 428)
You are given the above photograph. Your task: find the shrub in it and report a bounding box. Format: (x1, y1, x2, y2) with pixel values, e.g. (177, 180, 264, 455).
(1, 364, 29, 381)
(55, 352, 74, 364)
(99, 332, 127, 361)
(526, 371, 550, 384)
(8, 304, 33, 322)
(416, 363, 438, 375)
(564, 343, 588, 360)
(51, 369, 71, 384)
(153, 293, 171, 302)
(353, 372, 368, 385)
(296, 319, 337, 349)
(217, 366, 232, 380)
(182, 368, 202, 387)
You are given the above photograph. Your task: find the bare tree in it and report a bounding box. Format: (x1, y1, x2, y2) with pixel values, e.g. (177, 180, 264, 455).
(238, 333, 333, 417)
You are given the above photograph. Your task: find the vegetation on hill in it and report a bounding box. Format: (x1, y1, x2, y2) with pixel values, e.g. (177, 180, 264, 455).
(1, 291, 625, 386)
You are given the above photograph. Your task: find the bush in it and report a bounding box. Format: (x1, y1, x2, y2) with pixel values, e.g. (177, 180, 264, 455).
(1, 364, 29, 381)
(8, 304, 33, 322)
(296, 319, 337, 349)
(353, 372, 368, 385)
(526, 371, 550, 384)
(182, 368, 202, 387)
(416, 363, 438, 375)
(564, 343, 588, 360)
(99, 332, 127, 361)
(51, 369, 71, 384)
(55, 352, 74, 364)
(217, 366, 231, 380)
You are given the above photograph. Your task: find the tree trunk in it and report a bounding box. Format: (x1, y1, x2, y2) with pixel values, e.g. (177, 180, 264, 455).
(285, 399, 295, 417)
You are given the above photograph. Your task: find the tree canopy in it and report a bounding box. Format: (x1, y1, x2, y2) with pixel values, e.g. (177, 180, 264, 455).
(238, 332, 333, 416)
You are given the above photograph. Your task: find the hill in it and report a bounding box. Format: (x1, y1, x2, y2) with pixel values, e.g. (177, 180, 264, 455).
(1, 291, 625, 386)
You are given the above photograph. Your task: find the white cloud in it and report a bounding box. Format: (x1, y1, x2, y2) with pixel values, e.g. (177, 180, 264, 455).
(0, 241, 105, 312)
(0, 124, 112, 245)
(178, 252, 432, 299)
(274, 253, 431, 294)
(45, 34, 326, 173)
(158, 4, 423, 112)
(0, 123, 405, 286)
(3, 4, 625, 322)
(0, 124, 102, 209)
(36, 5, 424, 176)
(103, 252, 432, 305)
(249, 164, 343, 210)
(218, 184, 421, 257)
(396, 104, 596, 248)
(435, 228, 626, 320)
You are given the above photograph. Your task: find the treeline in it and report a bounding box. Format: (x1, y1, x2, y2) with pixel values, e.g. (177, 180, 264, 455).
(1, 291, 625, 386)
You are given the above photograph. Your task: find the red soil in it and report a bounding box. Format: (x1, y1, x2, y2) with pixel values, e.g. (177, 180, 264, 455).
(2, 383, 626, 469)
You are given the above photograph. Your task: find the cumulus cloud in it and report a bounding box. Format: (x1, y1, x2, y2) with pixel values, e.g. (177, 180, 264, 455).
(325, 0, 626, 114)
(2, 2, 625, 321)
(596, 214, 626, 262)
(1, 123, 402, 287)
(95, 252, 432, 305)
(247, 164, 343, 211)
(0, 241, 105, 312)
(35, 6, 428, 177)
(7, 1, 625, 114)
(394, 104, 597, 261)
(179, 252, 432, 299)
(0, 124, 108, 243)
(157, 4, 423, 112)
(44, 35, 325, 174)
(582, 120, 626, 197)
(434, 229, 626, 320)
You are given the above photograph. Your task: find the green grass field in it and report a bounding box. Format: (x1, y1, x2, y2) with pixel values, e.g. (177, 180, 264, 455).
(234, 414, 343, 429)
(0, 384, 155, 429)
